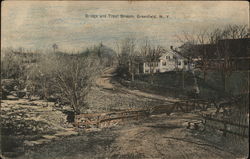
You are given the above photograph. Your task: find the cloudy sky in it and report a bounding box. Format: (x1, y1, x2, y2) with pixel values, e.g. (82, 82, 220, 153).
(1, 1, 249, 52)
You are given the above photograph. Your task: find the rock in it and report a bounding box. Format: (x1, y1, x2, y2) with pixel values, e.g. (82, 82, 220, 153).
(16, 91, 26, 98)
(42, 135, 58, 140)
(6, 95, 19, 100)
(34, 139, 50, 144)
(55, 130, 78, 137)
(182, 121, 189, 127)
(85, 128, 102, 132)
(24, 140, 35, 146)
(1, 87, 9, 100)
(24, 140, 45, 146)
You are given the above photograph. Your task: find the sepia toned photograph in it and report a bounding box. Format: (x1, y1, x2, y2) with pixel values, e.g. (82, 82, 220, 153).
(1, 1, 249, 159)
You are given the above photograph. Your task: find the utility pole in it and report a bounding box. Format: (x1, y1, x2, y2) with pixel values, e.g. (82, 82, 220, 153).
(182, 69, 185, 90)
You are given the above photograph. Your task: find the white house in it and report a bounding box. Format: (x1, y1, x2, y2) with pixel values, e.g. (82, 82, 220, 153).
(143, 51, 192, 74)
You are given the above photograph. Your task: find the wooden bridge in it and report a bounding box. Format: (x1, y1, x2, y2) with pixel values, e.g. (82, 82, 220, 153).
(74, 99, 217, 129)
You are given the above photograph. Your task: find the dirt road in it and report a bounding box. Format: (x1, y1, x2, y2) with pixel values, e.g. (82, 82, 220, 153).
(96, 67, 179, 103)
(96, 67, 116, 90)
(21, 113, 246, 159)
(2, 67, 248, 159)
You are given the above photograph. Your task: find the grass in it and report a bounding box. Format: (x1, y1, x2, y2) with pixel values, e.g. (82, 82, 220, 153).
(127, 70, 249, 100)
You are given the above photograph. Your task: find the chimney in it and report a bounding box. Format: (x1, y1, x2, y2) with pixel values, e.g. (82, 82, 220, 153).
(170, 46, 174, 50)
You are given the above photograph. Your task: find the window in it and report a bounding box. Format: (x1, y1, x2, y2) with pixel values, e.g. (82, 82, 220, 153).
(162, 61, 166, 66)
(184, 61, 188, 65)
(166, 56, 170, 60)
(145, 69, 149, 73)
(178, 61, 181, 66)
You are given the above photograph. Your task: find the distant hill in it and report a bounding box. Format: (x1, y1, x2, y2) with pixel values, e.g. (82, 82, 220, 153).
(80, 44, 117, 58)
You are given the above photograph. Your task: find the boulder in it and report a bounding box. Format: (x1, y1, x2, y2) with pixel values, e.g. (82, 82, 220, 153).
(1, 87, 9, 100)
(16, 91, 26, 98)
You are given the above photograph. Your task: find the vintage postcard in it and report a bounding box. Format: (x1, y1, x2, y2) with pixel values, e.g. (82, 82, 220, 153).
(1, 1, 249, 159)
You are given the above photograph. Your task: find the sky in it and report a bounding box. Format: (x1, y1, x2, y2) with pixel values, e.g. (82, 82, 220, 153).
(1, 1, 249, 52)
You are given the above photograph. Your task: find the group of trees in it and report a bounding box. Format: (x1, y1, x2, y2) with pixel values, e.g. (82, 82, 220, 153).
(116, 38, 166, 83)
(1, 24, 248, 114)
(1, 48, 34, 80)
(1, 46, 104, 115)
(116, 38, 137, 81)
(176, 24, 249, 92)
(31, 54, 102, 114)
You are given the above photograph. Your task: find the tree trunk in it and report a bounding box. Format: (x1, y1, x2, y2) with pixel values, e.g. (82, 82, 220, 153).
(221, 73, 227, 92)
(129, 60, 134, 82)
(42, 78, 47, 100)
(182, 70, 185, 90)
(131, 72, 134, 81)
(203, 70, 207, 82)
(150, 74, 154, 84)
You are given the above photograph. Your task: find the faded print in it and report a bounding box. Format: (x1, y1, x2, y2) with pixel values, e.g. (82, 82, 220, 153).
(1, 1, 249, 159)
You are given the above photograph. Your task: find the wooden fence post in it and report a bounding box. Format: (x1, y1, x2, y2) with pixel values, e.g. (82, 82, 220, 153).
(223, 122, 227, 136)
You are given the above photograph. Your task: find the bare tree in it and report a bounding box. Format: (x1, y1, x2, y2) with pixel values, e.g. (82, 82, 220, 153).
(1, 48, 28, 80)
(26, 53, 58, 99)
(209, 25, 248, 92)
(140, 39, 166, 84)
(27, 52, 102, 114)
(1, 48, 16, 79)
(52, 55, 102, 114)
(176, 30, 211, 81)
(223, 25, 249, 39)
(52, 43, 58, 53)
(217, 41, 247, 91)
(176, 24, 249, 92)
(116, 38, 138, 81)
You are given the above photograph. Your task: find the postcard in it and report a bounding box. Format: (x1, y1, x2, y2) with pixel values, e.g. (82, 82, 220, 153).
(1, 1, 249, 159)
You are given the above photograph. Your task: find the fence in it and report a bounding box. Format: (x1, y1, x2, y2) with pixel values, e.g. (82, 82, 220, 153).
(201, 113, 249, 138)
(74, 93, 248, 130)
(74, 109, 150, 128)
(74, 99, 215, 129)
(173, 99, 214, 112)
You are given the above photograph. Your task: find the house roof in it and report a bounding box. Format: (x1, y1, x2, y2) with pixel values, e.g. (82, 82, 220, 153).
(217, 38, 250, 58)
(178, 38, 250, 59)
(135, 49, 186, 63)
(160, 51, 185, 60)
